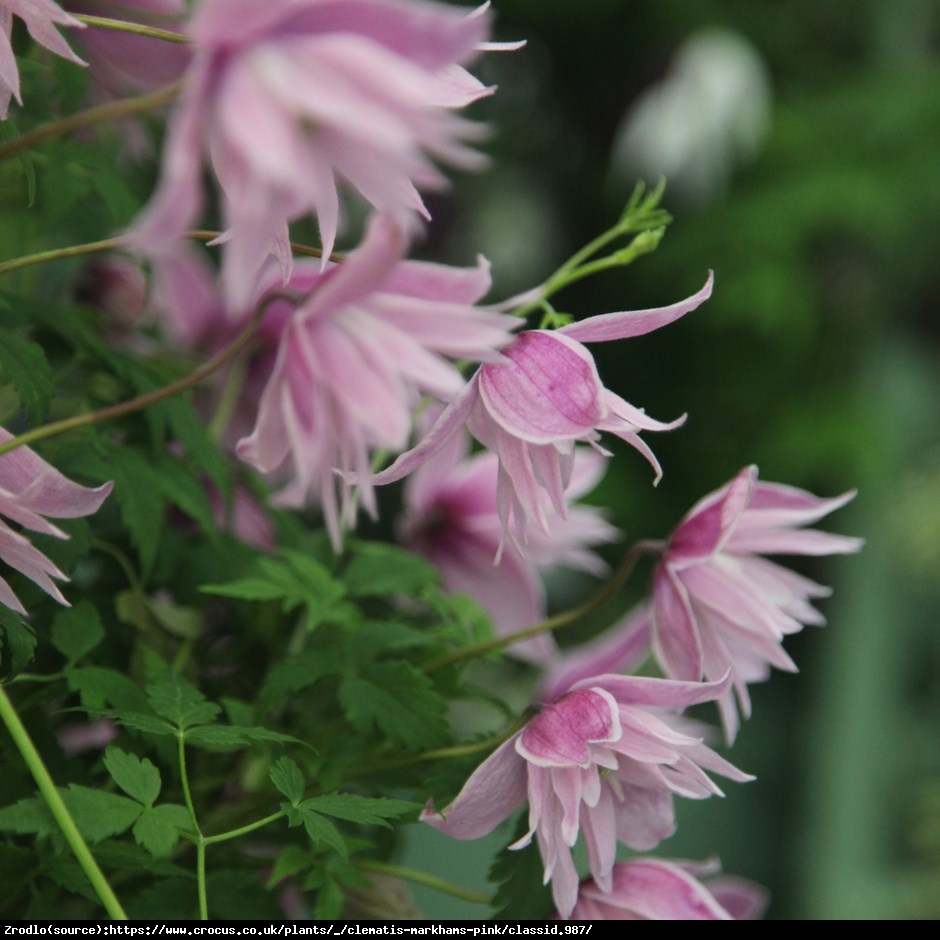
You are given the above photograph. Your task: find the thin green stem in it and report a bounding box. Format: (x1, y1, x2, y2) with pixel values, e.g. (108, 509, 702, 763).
(203, 811, 284, 846)
(0, 684, 127, 919)
(0, 238, 122, 277)
(359, 860, 491, 906)
(72, 14, 190, 44)
(422, 542, 649, 673)
(0, 288, 293, 460)
(0, 82, 182, 165)
(354, 723, 528, 776)
(177, 733, 209, 920)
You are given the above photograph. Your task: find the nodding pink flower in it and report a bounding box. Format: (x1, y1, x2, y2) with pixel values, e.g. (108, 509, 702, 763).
(373, 274, 713, 552)
(1, 0, 85, 118)
(421, 672, 751, 919)
(399, 433, 618, 661)
(652, 465, 863, 742)
(128, 0, 505, 306)
(0, 429, 112, 613)
(563, 858, 768, 921)
(236, 214, 518, 549)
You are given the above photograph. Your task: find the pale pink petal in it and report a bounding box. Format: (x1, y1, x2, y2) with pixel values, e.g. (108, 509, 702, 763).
(558, 272, 713, 344)
(420, 735, 527, 840)
(517, 688, 620, 767)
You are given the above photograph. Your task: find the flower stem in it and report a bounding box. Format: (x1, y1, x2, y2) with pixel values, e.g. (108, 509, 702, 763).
(177, 733, 209, 920)
(0, 684, 127, 919)
(358, 860, 492, 906)
(0, 237, 123, 277)
(0, 83, 182, 165)
(203, 811, 284, 846)
(422, 543, 648, 673)
(71, 14, 190, 44)
(0, 288, 293, 460)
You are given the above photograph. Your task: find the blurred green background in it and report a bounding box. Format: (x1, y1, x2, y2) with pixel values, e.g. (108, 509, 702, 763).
(404, 0, 940, 920)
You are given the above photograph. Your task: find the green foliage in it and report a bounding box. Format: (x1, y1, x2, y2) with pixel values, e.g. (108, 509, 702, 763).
(0, 331, 53, 422)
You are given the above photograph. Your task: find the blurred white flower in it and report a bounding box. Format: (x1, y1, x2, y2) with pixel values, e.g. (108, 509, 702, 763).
(610, 28, 772, 205)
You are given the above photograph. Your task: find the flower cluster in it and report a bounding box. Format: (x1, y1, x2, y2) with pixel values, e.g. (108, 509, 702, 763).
(0, 0, 865, 923)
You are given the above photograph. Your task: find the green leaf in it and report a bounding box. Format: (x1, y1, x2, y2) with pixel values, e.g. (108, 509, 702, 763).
(51, 602, 105, 663)
(184, 724, 306, 752)
(144, 597, 203, 641)
(132, 804, 191, 858)
(103, 747, 161, 807)
(105, 446, 167, 576)
(65, 665, 149, 712)
(61, 786, 142, 843)
(313, 877, 345, 920)
(201, 577, 286, 602)
(266, 845, 311, 889)
(146, 672, 220, 730)
(344, 543, 438, 597)
(259, 649, 347, 710)
(159, 397, 230, 494)
(303, 794, 421, 828)
(0, 797, 54, 838)
(105, 711, 176, 737)
(0, 609, 36, 677)
(339, 661, 449, 749)
(0, 332, 53, 422)
(298, 809, 347, 858)
(270, 757, 305, 806)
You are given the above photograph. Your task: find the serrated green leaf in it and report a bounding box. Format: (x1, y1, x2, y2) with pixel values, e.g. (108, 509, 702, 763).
(51, 602, 105, 663)
(259, 649, 347, 710)
(146, 672, 220, 730)
(159, 397, 230, 494)
(0, 332, 53, 422)
(105, 446, 167, 576)
(184, 724, 305, 752)
(266, 845, 311, 889)
(103, 747, 161, 807)
(65, 665, 149, 712)
(0, 610, 36, 677)
(0, 797, 54, 838)
(280, 550, 346, 603)
(299, 810, 347, 858)
(132, 804, 191, 858)
(270, 757, 305, 806)
(61, 786, 141, 843)
(303, 794, 420, 828)
(344, 543, 438, 597)
(105, 711, 176, 737)
(339, 661, 449, 749)
(200, 577, 287, 602)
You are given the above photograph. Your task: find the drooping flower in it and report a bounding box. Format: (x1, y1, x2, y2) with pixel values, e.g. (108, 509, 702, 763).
(399, 429, 617, 661)
(373, 274, 713, 551)
(236, 214, 518, 549)
(563, 858, 768, 921)
(1, 0, 85, 119)
(0, 429, 112, 613)
(128, 0, 507, 306)
(651, 465, 863, 742)
(421, 672, 751, 918)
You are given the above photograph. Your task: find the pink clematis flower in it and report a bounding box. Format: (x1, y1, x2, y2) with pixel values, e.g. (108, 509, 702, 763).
(652, 465, 863, 742)
(0, 429, 112, 613)
(236, 214, 518, 549)
(1, 0, 85, 118)
(373, 274, 713, 552)
(563, 858, 768, 921)
(421, 672, 751, 918)
(399, 431, 618, 661)
(128, 0, 505, 306)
